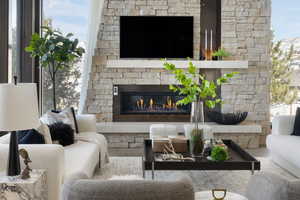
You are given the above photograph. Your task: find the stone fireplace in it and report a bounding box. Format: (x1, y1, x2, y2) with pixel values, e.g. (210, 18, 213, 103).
(81, 0, 271, 147)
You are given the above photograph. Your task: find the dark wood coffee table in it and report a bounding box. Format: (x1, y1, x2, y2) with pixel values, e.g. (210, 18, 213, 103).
(142, 139, 260, 179)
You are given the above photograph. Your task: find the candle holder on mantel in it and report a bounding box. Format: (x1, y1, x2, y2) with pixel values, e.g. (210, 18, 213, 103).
(204, 49, 213, 60)
(202, 29, 214, 60)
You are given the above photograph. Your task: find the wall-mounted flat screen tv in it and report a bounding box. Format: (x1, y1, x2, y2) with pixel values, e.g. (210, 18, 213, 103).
(120, 16, 194, 59)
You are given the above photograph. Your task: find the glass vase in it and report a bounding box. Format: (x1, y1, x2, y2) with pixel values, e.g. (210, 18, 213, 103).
(189, 101, 205, 156)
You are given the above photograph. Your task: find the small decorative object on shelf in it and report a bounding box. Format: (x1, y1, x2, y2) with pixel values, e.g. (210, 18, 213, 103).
(212, 189, 227, 200)
(212, 48, 231, 60)
(207, 111, 248, 125)
(0, 170, 47, 200)
(19, 149, 32, 180)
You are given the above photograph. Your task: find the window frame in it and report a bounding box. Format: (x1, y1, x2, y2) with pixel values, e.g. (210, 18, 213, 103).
(0, 0, 9, 83)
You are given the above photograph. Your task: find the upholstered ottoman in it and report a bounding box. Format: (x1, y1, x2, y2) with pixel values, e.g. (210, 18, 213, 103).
(149, 124, 178, 139)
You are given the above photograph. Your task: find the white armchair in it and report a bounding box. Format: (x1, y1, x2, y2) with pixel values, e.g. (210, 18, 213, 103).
(267, 115, 300, 178)
(0, 114, 108, 200)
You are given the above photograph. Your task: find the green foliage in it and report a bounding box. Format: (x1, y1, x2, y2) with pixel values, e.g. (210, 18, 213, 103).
(164, 61, 238, 108)
(211, 146, 228, 161)
(26, 26, 85, 69)
(212, 48, 231, 58)
(271, 40, 298, 105)
(26, 26, 85, 110)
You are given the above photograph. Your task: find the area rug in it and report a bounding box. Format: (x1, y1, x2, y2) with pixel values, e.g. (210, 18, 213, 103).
(94, 157, 296, 195)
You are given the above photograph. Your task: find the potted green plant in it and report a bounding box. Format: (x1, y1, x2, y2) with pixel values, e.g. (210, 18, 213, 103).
(26, 26, 85, 111)
(212, 48, 231, 60)
(164, 61, 237, 155)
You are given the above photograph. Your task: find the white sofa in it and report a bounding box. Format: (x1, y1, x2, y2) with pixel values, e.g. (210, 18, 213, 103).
(267, 115, 300, 178)
(0, 114, 109, 200)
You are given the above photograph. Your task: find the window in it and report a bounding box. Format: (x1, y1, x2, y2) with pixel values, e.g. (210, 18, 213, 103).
(8, 0, 17, 83)
(42, 0, 90, 112)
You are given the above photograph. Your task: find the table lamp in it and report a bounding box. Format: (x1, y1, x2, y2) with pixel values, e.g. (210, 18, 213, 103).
(0, 83, 40, 176)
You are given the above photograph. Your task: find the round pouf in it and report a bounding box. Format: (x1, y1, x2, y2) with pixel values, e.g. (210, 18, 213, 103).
(195, 191, 248, 200)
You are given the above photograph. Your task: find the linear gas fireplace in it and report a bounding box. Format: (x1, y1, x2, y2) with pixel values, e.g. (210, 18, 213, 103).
(113, 85, 191, 122)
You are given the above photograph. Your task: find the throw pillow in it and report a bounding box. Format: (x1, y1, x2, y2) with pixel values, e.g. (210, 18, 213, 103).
(48, 122, 74, 146)
(36, 122, 52, 144)
(17, 129, 45, 144)
(292, 107, 300, 136)
(40, 108, 77, 133)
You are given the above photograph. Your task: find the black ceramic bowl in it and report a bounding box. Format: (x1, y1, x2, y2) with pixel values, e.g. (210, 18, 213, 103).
(207, 111, 248, 125)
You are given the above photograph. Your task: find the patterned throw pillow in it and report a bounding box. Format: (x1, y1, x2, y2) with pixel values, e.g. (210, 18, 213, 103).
(40, 108, 77, 133)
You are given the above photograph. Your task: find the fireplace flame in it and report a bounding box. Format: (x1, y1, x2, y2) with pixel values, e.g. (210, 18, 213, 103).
(140, 99, 144, 108)
(135, 97, 179, 111)
(149, 98, 154, 109)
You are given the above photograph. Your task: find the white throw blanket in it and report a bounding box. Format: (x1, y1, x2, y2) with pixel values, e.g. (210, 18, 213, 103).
(75, 132, 109, 168)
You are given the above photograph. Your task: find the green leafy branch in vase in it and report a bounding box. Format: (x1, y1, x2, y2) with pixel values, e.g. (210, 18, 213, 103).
(163, 61, 238, 109)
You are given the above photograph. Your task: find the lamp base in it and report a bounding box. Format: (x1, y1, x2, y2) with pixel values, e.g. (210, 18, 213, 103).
(7, 131, 21, 176)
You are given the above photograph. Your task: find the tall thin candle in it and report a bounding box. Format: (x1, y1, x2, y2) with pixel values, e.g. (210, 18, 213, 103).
(210, 29, 213, 51)
(205, 29, 207, 50)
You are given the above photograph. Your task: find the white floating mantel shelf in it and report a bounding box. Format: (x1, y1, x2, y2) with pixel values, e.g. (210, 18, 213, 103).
(106, 60, 248, 69)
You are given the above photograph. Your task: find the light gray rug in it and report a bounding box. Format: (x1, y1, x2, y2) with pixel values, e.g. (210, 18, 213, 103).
(94, 157, 296, 195)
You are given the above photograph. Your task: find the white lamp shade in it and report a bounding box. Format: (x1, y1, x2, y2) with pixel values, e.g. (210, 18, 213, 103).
(0, 83, 40, 131)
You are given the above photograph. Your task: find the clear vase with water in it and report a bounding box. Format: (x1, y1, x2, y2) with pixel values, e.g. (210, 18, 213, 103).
(189, 101, 205, 156)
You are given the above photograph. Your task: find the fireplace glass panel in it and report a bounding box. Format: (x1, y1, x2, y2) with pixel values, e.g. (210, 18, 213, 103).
(120, 92, 191, 114)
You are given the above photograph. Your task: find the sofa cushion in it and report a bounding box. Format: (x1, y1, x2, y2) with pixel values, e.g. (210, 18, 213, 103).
(292, 107, 300, 136)
(64, 141, 99, 181)
(267, 135, 300, 169)
(17, 129, 45, 144)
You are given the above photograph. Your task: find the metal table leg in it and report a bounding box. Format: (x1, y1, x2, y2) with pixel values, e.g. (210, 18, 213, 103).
(151, 162, 155, 180)
(251, 161, 255, 175)
(142, 156, 145, 178)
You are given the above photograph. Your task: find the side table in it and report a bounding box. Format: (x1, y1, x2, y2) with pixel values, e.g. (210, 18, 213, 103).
(0, 170, 47, 200)
(195, 191, 248, 200)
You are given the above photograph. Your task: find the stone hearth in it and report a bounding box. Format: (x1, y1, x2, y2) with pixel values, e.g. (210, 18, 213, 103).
(81, 0, 271, 147)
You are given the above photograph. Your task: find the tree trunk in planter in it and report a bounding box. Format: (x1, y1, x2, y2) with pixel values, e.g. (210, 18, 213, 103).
(52, 74, 56, 111)
(50, 62, 57, 111)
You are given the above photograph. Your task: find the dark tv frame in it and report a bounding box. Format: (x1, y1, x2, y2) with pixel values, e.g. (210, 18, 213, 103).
(119, 16, 194, 59)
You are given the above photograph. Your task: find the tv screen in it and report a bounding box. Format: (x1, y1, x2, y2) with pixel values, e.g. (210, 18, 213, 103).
(120, 16, 194, 59)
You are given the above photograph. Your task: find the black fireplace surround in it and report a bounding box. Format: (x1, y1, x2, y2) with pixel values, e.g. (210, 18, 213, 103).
(113, 85, 191, 122)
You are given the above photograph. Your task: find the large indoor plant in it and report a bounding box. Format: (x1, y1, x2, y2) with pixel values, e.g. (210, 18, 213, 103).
(164, 61, 237, 154)
(26, 26, 85, 111)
